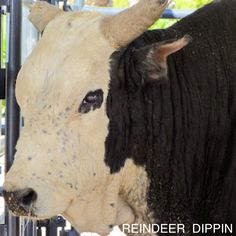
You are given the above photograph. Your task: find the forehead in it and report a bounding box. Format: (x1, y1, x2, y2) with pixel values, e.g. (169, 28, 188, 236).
(16, 11, 113, 114)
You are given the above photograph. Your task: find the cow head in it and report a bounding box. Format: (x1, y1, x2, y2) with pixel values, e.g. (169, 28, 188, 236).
(3, 0, 190, 234)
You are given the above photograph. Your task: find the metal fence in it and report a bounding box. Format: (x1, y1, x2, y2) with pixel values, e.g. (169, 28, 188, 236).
(0, 0, 193, 235)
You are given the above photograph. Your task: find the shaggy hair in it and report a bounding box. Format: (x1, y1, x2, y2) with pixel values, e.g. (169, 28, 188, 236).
(106, 0, 236, 232)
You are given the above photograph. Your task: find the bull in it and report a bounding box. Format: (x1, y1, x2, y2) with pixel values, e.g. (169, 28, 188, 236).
(3, 0, 236, 235)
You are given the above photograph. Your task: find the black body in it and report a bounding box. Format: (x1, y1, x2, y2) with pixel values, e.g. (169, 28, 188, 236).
(106, 0, 236, 235)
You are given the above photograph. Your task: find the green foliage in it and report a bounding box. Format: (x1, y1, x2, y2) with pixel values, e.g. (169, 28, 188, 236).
(113, 0, 213, 8)
(174, 0, 212, 9)
(153, 0, 213, 29)
(113, 0, 129, 7)
(1, 15, 6, 67)
(113, 0, 213, 29)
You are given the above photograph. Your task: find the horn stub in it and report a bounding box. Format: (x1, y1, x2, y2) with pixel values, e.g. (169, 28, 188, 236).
(28, 1, 62, 33)
(101, 0, 170, 48)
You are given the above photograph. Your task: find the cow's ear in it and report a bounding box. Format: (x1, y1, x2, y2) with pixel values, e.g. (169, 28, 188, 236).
(134, 35, 192, 80)
(28, 1, 63, 33)
(152, 35, 192, 67)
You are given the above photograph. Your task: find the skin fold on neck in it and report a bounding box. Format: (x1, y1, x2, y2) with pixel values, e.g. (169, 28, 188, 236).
(62, 159, 153, 235)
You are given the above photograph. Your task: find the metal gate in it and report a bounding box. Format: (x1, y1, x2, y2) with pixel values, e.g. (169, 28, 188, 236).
(0, 0, 193, 235)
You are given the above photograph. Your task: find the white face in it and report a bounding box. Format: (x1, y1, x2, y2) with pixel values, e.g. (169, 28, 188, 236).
(4, 11, 115, 219)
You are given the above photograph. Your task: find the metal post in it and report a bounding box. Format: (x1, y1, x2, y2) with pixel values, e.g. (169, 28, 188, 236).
(46, 219, 58, 236)
(5, 0, 21, 235)
(47, 0, 58, 5)
(0, 5, 6, 99)
(21, 220, 37, 236)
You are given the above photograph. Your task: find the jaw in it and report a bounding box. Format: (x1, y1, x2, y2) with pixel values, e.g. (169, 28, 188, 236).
(63, 198, 135, 235)
(62, 175, 135, 235)
(62, 159, 153, 235)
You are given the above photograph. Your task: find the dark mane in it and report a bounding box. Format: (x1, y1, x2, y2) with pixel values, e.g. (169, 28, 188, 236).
(105, 0, 236, 232)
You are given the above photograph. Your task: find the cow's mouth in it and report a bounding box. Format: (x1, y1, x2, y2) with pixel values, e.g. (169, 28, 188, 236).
(6, 199, 36, 218)
(10, 204, 36, 218)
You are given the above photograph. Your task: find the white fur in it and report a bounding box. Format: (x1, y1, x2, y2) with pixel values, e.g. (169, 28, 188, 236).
(4, 10, 152, 235)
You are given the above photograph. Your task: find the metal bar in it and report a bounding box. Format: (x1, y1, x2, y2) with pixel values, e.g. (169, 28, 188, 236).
(1, 124, 5, 135)
(163, 9, 195, 19)
(72, 0, 85, 9)
(0, 186, 3, 196)
(46, 219, 58, 236)
(22, 220, 37, 236)
(37, 226, 42, 236)
(0, 7, 5, 99)
(5, 0, 21, 236)
(47, 0, 58, 5)
(0, 69, 5, 99)
(0, 225, 7, 235)
(74, 6, 194, 18)
(0, 8, 1, 67)
(60, 230, 80, 236)
(0, 0, 9, 7)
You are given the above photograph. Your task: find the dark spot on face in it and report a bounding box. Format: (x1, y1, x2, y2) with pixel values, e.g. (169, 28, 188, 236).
(109, 225, 114, 229)
(63, 162, 67, 166)
(48, 172, 51, 175)
(93, 173, 96, 176)
(65, 107, 70, 111)
(110, 203, 115, 207)
(32, 173, 36, 176)
(79, 89, 103, 114)
(28, 157, 32, 161)
(60, 175, 63, 178)
(66, 182, 73, 189)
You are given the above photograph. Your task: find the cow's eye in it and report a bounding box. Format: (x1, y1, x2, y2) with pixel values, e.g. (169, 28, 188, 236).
(79, 89, 103, 114)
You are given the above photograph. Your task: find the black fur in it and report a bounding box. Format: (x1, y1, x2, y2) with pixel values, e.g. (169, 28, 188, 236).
(105, 0, 236, 235)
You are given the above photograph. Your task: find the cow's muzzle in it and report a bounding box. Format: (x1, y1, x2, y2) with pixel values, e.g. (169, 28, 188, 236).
(3, 188, 37, 216)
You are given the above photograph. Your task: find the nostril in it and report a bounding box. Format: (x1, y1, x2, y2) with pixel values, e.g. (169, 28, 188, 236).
(21, 189, 37, 206)
(3, 188, 37, 215)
